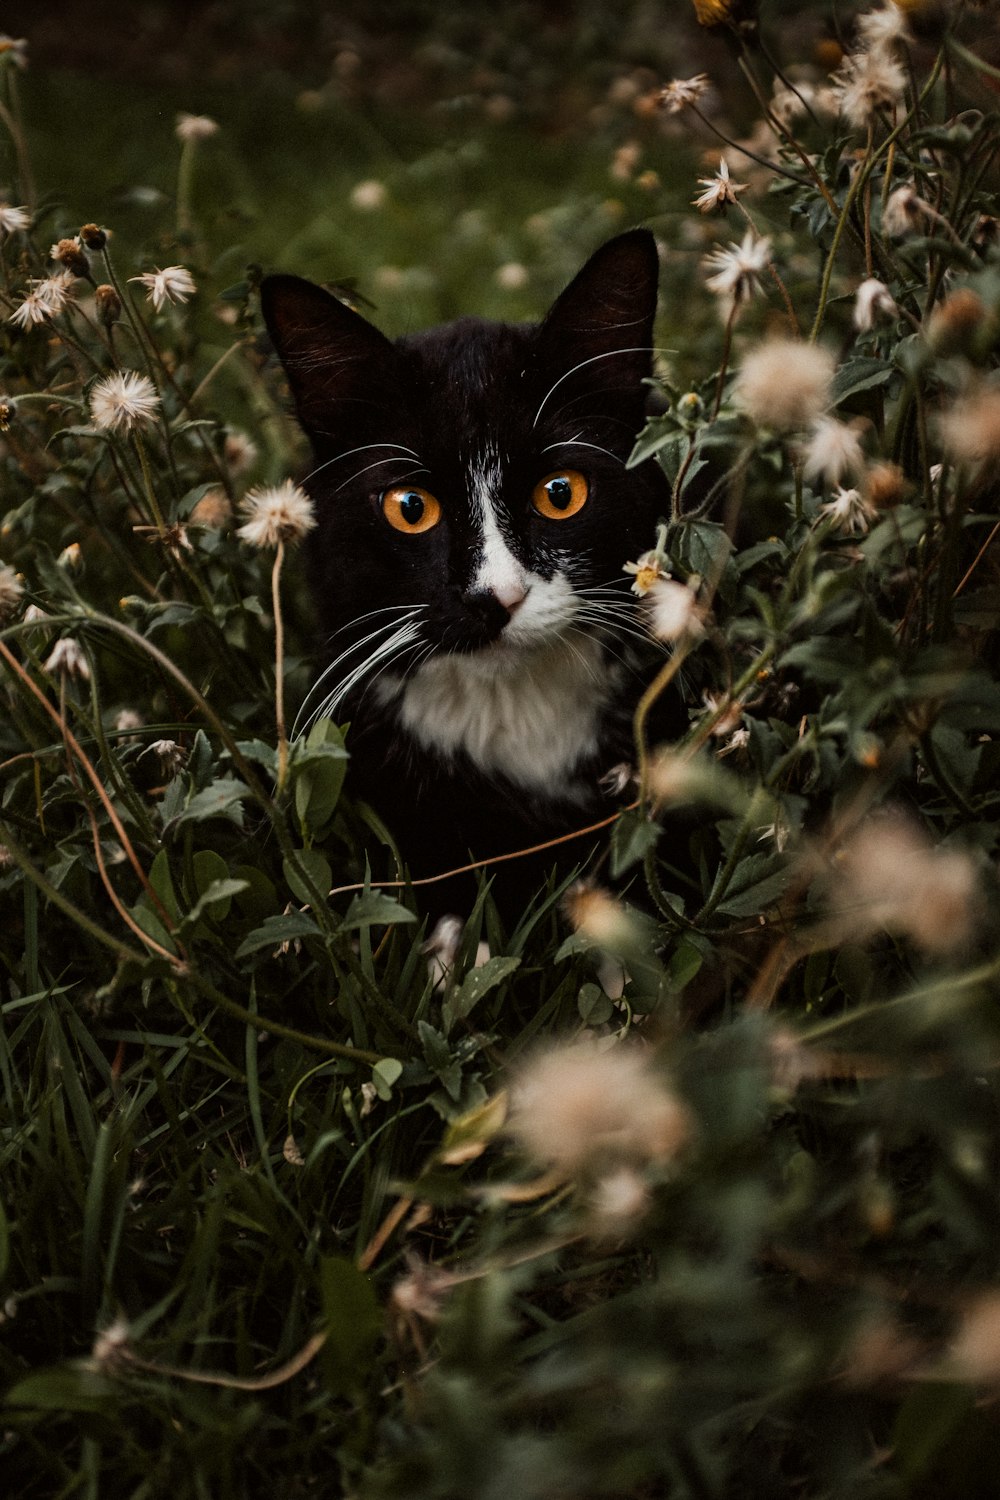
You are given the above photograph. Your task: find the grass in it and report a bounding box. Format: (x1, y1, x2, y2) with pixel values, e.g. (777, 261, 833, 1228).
(3, 3, 1000, 1497)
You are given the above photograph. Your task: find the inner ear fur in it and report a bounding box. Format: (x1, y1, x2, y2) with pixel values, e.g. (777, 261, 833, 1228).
(260, 274, 396, 438)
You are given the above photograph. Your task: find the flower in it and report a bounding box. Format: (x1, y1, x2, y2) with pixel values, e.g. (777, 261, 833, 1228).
(0, 202, 30, 235)
(703, 228, 772, 304)
(882, 183, 928, 237)
(853, 277, 898, 332)
(8, 291, 52, 329)
(175, 112, 219, 142)
(349, 179, 388, 211)
(33, 271, 77, 315)
(835, 47, 906, 128)
(141, 739, 187, 774)
(0, 35, 28, 68)
(646, 576, 703, 641)
(44, 638, 90, 681)
(0, 563, 23, 618)
(802, 416, 866, 487)
(507, 1037, 691, 1174)
(927, 288, 990, 354)
(587, 1166, 651, 1239)
(89, 371, 161, 434)
(130, 265, 196, 313)
(94, 284, 122, 325)
(702, 690, 744, 738)
(659, 73, 710, 114)
(563, 881, 638, 951)
(189, 489, 232, 528)
(495, 262, 529, 291)
(49, 236, 90, 277)
(223, 429, 258, 475)
(938, 386, 1000, 473)
(828, 810, 981, 956)
(817, 486, 877, 535)
(693, 157, 748, 213)
(735, 339, 835, 431)
(623, 549, 666, 596)
(237, 480, 316, 548)
(857, 2, 911, 52)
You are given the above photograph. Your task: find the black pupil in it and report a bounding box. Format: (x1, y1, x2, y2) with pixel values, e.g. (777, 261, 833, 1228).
(399, 491, 425, 525)
(547, 477, 573, 511)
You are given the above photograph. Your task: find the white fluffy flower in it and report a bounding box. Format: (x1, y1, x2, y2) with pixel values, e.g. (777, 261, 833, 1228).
(693, 158, 748, 214)
(703, 229, 772, 304)
(0, 563, 23, 618)
(802, 416, 866, 488)
(0, 202, 30, 235)
(853, 277, 898, 332)
(175, 112, 219, 142)
(44, 638, 90, 680)
(89, 371, 161, 434)
(130, 265, 196, 313)
(238, 481, 316, 548)
(8, 290, 52, 329)
(735, 339, 835, 432)
(646, 577, 703, 641)
(818, 486, 877, 534)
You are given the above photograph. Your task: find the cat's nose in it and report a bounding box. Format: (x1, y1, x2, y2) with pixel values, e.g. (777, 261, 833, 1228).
(493, 582, 529, 615)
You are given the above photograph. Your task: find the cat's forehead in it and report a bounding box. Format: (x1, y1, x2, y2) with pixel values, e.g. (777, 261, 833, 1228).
(397, 317, 535, 429)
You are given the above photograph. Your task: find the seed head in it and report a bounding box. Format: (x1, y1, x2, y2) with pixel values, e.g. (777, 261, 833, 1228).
(175, 112, 219, 142)
(856, 2, 912, 51)
(33, 271, 77, 315)
(0, 563, 24, 618)
(508, 1037, 692, 1175)
(835, 47, 906, 128)
(938, 386, 1000, 473)
(864, 460, 907, 508)
(0, 201, 30, 235)
(817, 485, 877, 535)
(189, 489, 232, 529)
(9, 290, 53, 329)
(703, 228, 772, 305)
(853, 277, 898, 332)
(883, 183, 929, 237)
(94, 284, 122, 326)
(693, 157, 748, 213)
(587, 1165, 651, 1240)
(659, 73, 710, 114)
(141, 739, 187, 775)
(44, 637, 90, 681)
(89, 371, 161, 434)
(926, 287, 989, 354)
(238, 481, 316, 548)
(646, 576, 704, 642)
(49, 237, 90, 277)
(735, 339, 835, 431)
(79, 223, 108, 251)
(803, 416, 867, 488)
(130, 265, 197, 313)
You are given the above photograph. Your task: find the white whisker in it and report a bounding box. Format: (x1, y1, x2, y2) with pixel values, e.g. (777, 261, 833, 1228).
(532, 346, 660, 428)
(300, 441, 422, 488)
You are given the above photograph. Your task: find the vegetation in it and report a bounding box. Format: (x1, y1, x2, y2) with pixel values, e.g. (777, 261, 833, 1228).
(2, 3, 1000, 1495)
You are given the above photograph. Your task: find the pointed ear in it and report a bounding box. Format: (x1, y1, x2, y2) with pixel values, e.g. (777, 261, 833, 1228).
(535, 229, 660, 417)
(260, 274, 396, 441)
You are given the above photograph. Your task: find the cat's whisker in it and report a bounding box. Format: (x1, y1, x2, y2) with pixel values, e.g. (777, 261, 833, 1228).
(300, 441, 422, 488)
(335, 458, 430, 493)
(294, 610, 424, 735)
(541, 438, 624, 465)
(309, 621, 423, 726)
(532, 345, 667, 429)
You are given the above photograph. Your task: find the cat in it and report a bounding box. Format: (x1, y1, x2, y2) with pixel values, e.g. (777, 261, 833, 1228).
(261, 229, 676, 920)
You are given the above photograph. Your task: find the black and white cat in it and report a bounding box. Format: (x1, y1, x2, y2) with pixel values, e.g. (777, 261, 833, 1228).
(261, 230, 675, 917)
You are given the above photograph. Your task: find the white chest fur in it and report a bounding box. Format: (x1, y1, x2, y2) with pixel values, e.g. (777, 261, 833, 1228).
(380, 632, 618, 797)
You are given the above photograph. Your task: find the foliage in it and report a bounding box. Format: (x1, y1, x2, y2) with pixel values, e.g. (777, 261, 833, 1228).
(2, 3, 1000, 1497)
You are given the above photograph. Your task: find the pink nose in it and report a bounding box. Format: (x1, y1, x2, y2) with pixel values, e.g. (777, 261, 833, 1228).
(495, 583, 529, 614)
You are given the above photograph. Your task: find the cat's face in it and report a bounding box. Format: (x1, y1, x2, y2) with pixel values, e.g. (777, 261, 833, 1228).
(261, 232, 667, 718)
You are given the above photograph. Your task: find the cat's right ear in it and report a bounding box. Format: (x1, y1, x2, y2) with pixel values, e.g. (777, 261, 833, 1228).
(260, 275, 396, 440)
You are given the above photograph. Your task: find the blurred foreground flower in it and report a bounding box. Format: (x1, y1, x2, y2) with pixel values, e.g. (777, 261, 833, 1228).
(0, 564, 23, 618)
(736, 339, 834, 431)
(175, 112, 219, 142)
(508, 1037, 691, 1174)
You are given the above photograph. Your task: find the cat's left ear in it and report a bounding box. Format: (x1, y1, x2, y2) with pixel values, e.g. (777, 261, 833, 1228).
(535, 229, 660, 408)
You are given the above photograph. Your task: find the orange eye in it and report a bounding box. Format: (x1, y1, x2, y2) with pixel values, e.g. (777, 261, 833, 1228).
(381, 485, 442, 534)
(531, 470, 589, 521)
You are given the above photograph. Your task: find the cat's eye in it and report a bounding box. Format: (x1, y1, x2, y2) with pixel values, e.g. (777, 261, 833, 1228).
(531, 470, 589, 521)
(381, 485, 442, 535)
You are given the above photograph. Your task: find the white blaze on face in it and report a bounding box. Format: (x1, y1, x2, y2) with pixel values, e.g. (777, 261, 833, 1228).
(469, 447, 532, 611)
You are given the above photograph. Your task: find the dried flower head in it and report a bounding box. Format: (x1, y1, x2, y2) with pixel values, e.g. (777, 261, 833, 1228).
(646, 576, 704, 641)
(223, 429, 259, 475)
(926, 287, 989, 354)
(8, 290, 52, 329)
(238, 481, 316, 548)
(563, 881, 638, 951)
(853, 277, 898, 332)
(803, 416, 867, 488)
(0, 35, 28, 68)
(835, 47, 906, 128)
(91, 1316, 131, 1370)
(659, 73, 710, 114)
(175, 112, 219, 142)
(864, 460, 907, 508)
(817, 485, 877, 535)
(57, 542, 83, 571)
(49, 236, 90, 277)
(79, 223, 108, 251)
(89, 371, 161, 434)
(882, 183, 929, 237)
(587, 1165, 651, 1239)
(950, 1294, 1000, 1384)
(703, 228, 772, 305)
(94, 284, 122, 325)
(130, 265, 197, 313)
(0, 201, 30, 235)
(938, 386, 1000, 473)
(508, 1037, 691, 1174)
(33, 271, 77, 315)
(0, 563, 24, 618)
(693, 157, 749, 213)
(736, 339, 835, 432)
(623, 549, 666, 596)
(44, 637, 90, 681)
(857, 2, 912, 51)
(829, 810, 981, 956)
(141, 739, 187, 775)
(189, 489, 232, 529)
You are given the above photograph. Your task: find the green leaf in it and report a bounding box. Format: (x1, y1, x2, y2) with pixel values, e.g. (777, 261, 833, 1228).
(439, 1090, 508, 1164)
(181, 878, 250, 933)
(714, 855, 791, 918)
(6, 1363, 117, 1413)
(442, 956, 521, 1035)
(830, 355, 894, 405)
(371, 1056, 403, 1100)
(318, 1256, 381, 1397)
(235, 911, 322, 958)
(578, 982, 613, 1025)
(610, 808, 660, 876)
(284, 850, 332, 907)
(338, 891, 416, 931)
(164, 776, 249, 833)
(148, 847, 181, 921)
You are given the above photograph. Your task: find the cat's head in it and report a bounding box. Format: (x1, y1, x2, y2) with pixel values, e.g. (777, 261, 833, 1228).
(261, 230, 667, 683)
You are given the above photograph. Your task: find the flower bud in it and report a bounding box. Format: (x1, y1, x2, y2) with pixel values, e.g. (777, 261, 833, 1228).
(79, 223, 108, 251)
(51, 237, 90, 277)
(94, 284, 122, 326)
